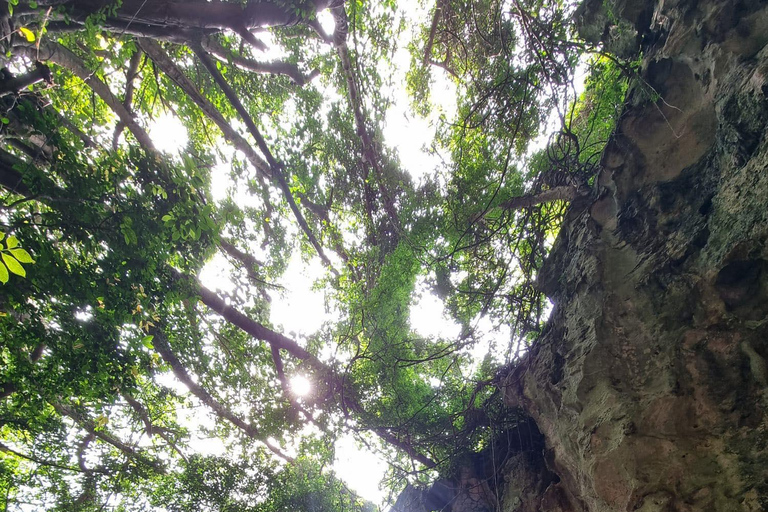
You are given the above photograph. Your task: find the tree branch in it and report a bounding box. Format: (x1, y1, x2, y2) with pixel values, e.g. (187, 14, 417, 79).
(194, 280, 438, 468)
(191, 44, 336, 272)
(219, 238, 281, 293)
(491, 185, 581, 216)
(52, 402, 165, 472)
(0, 382, 18, 400)
(196, 283, 317, 363)
(0, 61, 52, 96)
(44, 19, 210, 45)
(330, 6, 402, 235)
(0, 440, 108, 475)
(0, 147, 65, 199)
(76, 433, 95, 473)
(137, 38, 271, 176)
(122, 392, 189, 462)
(150, 329, 294, 462)
(423, 0, 445, 66)
(113, 47, 143, 150)
(201, 36, 317, 86)
(19, 42, 157, 153)
(65, 0, 342, 32)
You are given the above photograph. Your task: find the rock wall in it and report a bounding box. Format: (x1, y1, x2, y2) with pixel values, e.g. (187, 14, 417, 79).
(501, 0, 768, 510)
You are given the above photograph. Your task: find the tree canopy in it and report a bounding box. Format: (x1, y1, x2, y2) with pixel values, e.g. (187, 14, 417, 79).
(0, 0, 631, 509)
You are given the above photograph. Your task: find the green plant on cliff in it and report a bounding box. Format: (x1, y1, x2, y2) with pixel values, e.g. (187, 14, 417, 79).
(0, 0, 630, 509)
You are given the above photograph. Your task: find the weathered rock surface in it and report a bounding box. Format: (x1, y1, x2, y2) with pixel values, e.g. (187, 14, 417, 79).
(500, 0, 768, 510)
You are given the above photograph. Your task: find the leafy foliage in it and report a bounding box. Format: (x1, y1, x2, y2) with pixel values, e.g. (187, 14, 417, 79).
(0, 232, 34, 284)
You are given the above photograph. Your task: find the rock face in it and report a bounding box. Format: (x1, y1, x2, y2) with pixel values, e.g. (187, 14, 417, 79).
(499, 0, 768, 510)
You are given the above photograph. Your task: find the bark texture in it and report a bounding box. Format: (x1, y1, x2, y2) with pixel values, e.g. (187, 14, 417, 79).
(400, 0, 768, 510)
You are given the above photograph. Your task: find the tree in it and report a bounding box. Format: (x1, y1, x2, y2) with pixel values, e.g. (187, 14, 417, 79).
(0, 0, 630, 509)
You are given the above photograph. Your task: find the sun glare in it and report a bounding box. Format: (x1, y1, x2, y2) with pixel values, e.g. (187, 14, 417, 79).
(290, 375, 312, 397)
(149, 113, 188, 154)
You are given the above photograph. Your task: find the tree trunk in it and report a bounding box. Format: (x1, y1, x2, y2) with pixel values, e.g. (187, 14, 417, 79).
(493, 0, 768, 510)
(61, 0, 341, 30)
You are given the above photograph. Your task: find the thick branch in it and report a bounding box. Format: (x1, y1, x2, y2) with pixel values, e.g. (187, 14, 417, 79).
(44, 19, 209, 45)
(296, 191, 331, 223)
(0, 382, 17, 399)
(0, 148, 65, 199)
(423, 0, 444, 66)
(234, 26, 269, 52)
(7, 138, 50, 163)
(76, 433, 95, 473)
(0, 61, 52, 96)
(66, 0, 342, 31)
(19, 42, 157, 153)
(0, 150, 31, 197)
(150, 329, 294, 462)
(192, 45, 335, 271)
(201, 36, 317, 86)
(195, 281, 438, 468)
(197, 284, 318, 363)
(494, 185, 581, 214)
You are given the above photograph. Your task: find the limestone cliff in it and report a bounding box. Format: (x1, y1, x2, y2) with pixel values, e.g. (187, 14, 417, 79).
(502, 0, 768, 510)
(399, 0, 768, 510)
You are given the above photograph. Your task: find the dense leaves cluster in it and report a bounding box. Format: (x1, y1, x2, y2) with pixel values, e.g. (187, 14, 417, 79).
(0, 0, 630, 509)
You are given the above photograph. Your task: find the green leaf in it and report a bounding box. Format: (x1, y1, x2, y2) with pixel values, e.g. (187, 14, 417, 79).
(162, 214, 173, 222)
(0, 232, 5, 242)
(141, 335, 154, 349)
(9, 248, 34, 263)
(29, 1, 37, 8)
(0, 262, 8, 284)
(2, 253, 25, 277)
(19, 27, 35, 42)
(5, 236, 18, 249)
